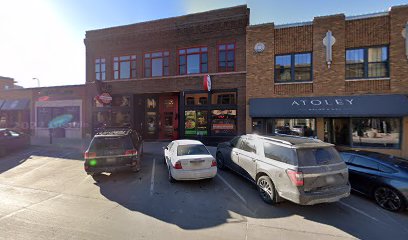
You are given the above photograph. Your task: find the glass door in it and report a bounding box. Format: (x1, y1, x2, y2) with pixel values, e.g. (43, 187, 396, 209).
(159, 95, 179, 140)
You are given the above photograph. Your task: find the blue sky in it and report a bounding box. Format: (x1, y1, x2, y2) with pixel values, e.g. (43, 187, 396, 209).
(0, 0, 407, 88)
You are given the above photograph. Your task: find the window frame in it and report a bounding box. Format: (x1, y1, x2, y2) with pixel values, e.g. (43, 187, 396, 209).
(274, 52, 313, 83)
(143, 50, 170, 78)
(217, 42, 236, 72)
(95, 58, 106, 81)
(113, 55, 137, 80)
(345, 45, 389, 80)
(178, 46, 208, 75)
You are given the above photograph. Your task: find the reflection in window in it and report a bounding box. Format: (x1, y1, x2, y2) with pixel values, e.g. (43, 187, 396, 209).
(211, 110, 237, 135)
(346, 46, 388, 79)
(185, 93, 208, 105)
(179, 47, 208, 75)
(218, 43, 235, 72)
(95, 58, 106, 81)
(144, 51, 169, 77)
(352, 118, 400, 148)
(114, 55, 137, 79)
(275, 118, 315, 137)
(275, 53, 312, 82)
(211, 92, 236, 105)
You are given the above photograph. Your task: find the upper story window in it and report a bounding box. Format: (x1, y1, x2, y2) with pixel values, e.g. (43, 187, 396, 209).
(218, 43, 235, 72)
(275, 52, 312, 82)
(114, 55, 136, 80)
(346, 46, 389, 79)
(95, 58, 106, 81)
(144, 51, 169, 77)
(179, 47, 208, 75)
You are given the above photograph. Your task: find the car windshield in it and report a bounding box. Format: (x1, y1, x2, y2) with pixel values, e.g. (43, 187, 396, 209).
(297, 147, 343, 166)
(177, 144, 209, 156)
(90, 136, 133, 151)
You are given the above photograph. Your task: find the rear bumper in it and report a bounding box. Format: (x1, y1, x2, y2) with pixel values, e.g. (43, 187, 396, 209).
(171, 167, 217, 180)
(283, 184, 351, 205)
(85, 162, 137, 174)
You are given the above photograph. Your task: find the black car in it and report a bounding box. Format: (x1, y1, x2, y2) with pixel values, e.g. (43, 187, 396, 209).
(0, 128, 30, 157)
(84, 128, 143, 176)
(340, 151, 408, 212)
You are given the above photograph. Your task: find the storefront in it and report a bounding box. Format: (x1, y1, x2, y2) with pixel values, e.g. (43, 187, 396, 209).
(249, 94, 408, 158)
(0, 99, 30, 133)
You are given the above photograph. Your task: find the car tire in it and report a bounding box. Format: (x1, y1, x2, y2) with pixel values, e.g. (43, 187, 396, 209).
(216, 152, 226, 170)
(257, 176, 278, 205)
(168, 167, 176, 183)
(374, 186, 406, 212)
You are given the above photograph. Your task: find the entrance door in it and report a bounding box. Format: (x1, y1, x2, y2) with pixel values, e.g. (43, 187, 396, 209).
(159, 96, 179, 140)
(324, 118, 350, 146)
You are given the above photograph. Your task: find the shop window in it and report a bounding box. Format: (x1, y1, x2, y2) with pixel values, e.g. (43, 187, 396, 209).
(275, 53, 312, 82)
(346, 46, 389, 79)
(94, 95, 130, 108)
(185, 110, 208, 136)
(37, 107, 80, 128)
(274, 118, 316, 137)
(179, 47, 208, 75)
(352, 118, 400, 148)
(114, 55, 137, 79)
(185, 93, 208, 106)
(218, 43, 235, 72)
(95, 58, 106, 81)
(111, 110, 131, 127)
(144, 51, 169, 77)
(93, 112, 110, 129)
(211, 92, 236, 105)
(211, 110, 237, 135)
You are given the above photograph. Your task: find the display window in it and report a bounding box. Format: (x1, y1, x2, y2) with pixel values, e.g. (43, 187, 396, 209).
(211, 110, 237, 135)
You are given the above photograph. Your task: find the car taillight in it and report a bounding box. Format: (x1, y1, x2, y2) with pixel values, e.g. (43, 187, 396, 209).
(211, 160, 217, 167)
(84, 152, 96, 159)
(286, 169, 304, 186)
(125, 149, 137, 156)
(174, 161, 183, 169)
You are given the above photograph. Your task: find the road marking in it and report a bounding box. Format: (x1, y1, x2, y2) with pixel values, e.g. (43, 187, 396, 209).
(339, 201, 380, 223)
(217, 174, 247, 205)
(150, 158, 156, 196)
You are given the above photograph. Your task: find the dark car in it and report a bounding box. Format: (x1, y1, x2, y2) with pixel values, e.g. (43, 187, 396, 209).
(0, 129, 30, 157)
(340, 151, 408, 212)
(84, 128, 143, 176)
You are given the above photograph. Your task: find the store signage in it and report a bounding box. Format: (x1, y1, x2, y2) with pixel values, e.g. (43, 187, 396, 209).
(203, 75, 211, 91)
(291, 98, 354, 106)
(95, 92, 112, 105)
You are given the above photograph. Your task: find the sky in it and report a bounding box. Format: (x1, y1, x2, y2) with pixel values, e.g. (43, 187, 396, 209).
(0, 0, 407, 88)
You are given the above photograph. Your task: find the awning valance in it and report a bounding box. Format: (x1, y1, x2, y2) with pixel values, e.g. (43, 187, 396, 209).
(249, 94, 408, 118)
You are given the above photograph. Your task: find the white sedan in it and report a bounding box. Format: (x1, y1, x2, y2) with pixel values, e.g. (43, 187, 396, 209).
(163, 140, 217, 182)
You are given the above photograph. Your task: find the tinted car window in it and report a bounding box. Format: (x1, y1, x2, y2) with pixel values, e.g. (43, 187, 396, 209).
(297, 147, 342, 167)
(351, 156, 378, 170)
(177, 144, 209, 156)
(241, 139, 257, 154)
(340, 153, 353, 163)
(263, 142, 296, 165)
(378, 164, 396, 173)
(230, 137, 240, 148)
(90, 136, 133, 152)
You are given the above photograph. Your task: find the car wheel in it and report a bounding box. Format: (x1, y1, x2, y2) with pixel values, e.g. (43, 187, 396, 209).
(257, 176, 278, 205)
(216, 152, 225, 170)
(374, 186, 406, 212)
(168, 167, 176, 183)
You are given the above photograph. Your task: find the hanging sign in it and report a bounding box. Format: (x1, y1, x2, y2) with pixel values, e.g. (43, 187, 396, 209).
(203, 75, 212, 91)
(95, 92, 112, 105)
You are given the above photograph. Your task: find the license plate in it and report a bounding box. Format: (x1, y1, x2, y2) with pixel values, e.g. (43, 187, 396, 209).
(190, 160, 205, 164)
(106, 158, 115, 163)
(326, 176, 335, 184)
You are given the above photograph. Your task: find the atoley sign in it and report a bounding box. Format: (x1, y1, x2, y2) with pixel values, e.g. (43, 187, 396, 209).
(249, 95, 408, 118)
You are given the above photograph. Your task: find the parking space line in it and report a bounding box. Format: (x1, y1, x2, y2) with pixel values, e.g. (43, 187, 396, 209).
(150, 158, 156, 196)
(217, 174, 247, 205)
(339, 201, 380, 223)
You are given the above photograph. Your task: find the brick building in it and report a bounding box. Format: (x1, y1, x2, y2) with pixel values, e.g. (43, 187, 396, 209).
(246, 5, 408, 158)
(84, 5, 249, 144)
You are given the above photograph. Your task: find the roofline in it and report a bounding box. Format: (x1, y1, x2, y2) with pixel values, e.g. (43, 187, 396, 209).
(345, 11, 388, 20)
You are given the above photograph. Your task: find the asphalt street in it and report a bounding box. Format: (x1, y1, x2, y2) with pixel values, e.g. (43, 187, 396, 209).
(0, 143, 407, 240)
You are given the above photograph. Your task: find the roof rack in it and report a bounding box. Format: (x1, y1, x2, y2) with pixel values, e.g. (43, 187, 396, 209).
(274, 133, 323, 143)
(95, 127, 133, 136)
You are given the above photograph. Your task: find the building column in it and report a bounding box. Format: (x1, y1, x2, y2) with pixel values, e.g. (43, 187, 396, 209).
(316, 118, 325, 141)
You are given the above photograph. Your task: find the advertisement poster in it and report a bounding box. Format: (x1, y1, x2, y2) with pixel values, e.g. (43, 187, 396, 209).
(185, 111, 196, 135)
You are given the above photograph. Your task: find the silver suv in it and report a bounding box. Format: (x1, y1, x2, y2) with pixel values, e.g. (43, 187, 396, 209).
(216, 134, 350, 205)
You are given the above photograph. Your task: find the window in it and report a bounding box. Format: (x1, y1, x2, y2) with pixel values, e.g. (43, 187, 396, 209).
(275, 53, 312, 82)
(230, 136, 240, 147)
(340, 153, 353, 163)
(346, 46, 389, 79)
(297, 147, 343, 167)
(179, 47, 208, 75)
(177, 144, 209, 156)
(37, 107, 80, 128)
(351, 156, 379, 170)
(211, 110, 237, 135)
(185, 93, 208, 106)
(218, 43, 235, 72)
(211, 92, 236, 105)
(263, 142, 296, 165)
(352, 118, 401, 148)
(240, 139, 257, 153)
(274, 118, 316, 137)
(144, 51, 169, 77)
(114, 55, 137, 79)
(95, 58, 106, 81)
(185, 110, 208, 136)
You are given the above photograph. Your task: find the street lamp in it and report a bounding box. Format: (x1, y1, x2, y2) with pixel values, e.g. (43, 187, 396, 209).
(33, 78, 40, 87)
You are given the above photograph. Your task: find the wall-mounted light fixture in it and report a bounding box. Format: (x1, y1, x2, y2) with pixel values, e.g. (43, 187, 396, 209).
(323, 31, 336, 68)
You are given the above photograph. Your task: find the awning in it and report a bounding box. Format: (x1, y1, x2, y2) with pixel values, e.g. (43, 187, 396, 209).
(0, 99, 30, 111)
(249, 94, 408, 118)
